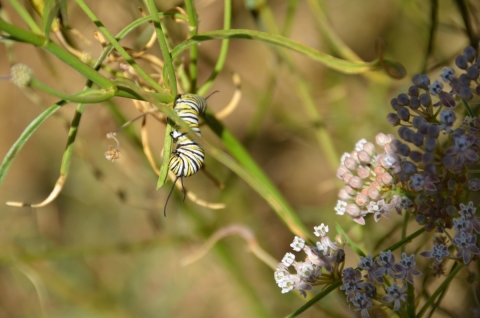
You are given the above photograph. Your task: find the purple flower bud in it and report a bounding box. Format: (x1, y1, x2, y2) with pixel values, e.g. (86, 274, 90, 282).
(402, 161, 417, 174)
(459, 74, 471, 86)
(409, 96, 420, 109)
(411, 132, 424, 147)
(424, 137, 437, 152)
(443, 156, 455, 168)
(416, 214, 427, 224)
(424, 164, 437, 175)
(459, 86, 473, 100)
(467, 66, 479, 80)
(348, 176, 363, 189)
(398, 127, 414, 142)
(413, 74, 430, 89)
(397, 143, 410, 156)
(464, 46, 477, 62)
(412, 116, 426, 129)
(427, 125, 440, 138)
(397, 93, 410, 106)
(408, 86, 419, 97)
(455, 54, 469, 69)
(476, 86, 480, 95)
(418, 123, 430, 135)
(422, 152, 434, 164)
(419, 93, 431, 106)
(386, 113, 400, 125)
(397, 107, 410, 121)
(390, 98, 400, 110)
(409, 151, 422, 162)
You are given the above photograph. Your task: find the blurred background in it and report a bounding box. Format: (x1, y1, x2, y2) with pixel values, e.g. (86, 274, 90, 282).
(0, 0, 478, 317)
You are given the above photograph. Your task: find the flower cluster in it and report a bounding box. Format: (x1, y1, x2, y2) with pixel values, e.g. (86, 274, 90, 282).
(421, 201, 480, 266)
(335, 135, 412, 225)
(274, 224, 343, 297)
(343, 251, 421, 317)
(336, 46, 480, 232)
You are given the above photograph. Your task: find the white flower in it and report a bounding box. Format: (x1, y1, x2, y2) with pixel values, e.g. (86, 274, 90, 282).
(278, 276, 295, 293)
(290, 236, 305, 252)
(314, 224, 329, 237)
(340, 152, 351, 165)
(281, 252, 295, 267)
(335, 200, 347, 215)
(274, 268, 287, 283)
(316, 240, 328, 254)
(296, 262, 315, 279)
(355, 139, 368, 151)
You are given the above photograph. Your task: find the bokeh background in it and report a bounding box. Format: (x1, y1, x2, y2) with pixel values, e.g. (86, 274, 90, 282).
(0, 0, 479, 317)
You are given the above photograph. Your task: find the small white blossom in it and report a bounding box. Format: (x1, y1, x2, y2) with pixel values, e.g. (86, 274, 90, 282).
(314, 224, 329, 237)
(278, 275, 295, 293)
(290, 236, 305, 252)
(281, 252, 295, 267)
(335, 200, 348, 215)
(355, 139, 368, 151)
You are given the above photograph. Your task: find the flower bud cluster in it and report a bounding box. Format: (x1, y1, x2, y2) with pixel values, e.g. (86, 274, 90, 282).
(335, 135, 411, 225)
(375, 46, 480, 231)
(421, 201, 480, 266)
(342, 251, 421, 316)
(274, 224, 344, 297)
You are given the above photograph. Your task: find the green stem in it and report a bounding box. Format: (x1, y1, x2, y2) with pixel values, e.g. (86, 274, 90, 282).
(30, 78, 116, 103)
(146, 0, 177, 96)
(0, 17, 113, 89)
(172, 29, 379, 75)
(197, 0, 232, 96)
(286, 280, 342, 317)
(401, 211, 410, 254)
(462, 99, 475, 117)
(7, 0, 42, 34)
(416, 262, 464, 318)
(74, 0, 166, 94)
(185, 0, 198, 92)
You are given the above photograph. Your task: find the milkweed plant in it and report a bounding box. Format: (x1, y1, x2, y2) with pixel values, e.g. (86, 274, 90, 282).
(1, 0, 480, 317)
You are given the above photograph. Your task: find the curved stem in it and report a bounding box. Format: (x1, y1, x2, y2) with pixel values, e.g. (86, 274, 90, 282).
(30, 78, 116, 103)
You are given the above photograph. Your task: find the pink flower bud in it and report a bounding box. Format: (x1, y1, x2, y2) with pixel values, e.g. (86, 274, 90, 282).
(355, 193, 368, 206)
(348, 176, 363, 189)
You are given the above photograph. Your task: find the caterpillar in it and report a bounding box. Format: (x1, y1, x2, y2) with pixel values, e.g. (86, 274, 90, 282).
(164, 94, 207, 216)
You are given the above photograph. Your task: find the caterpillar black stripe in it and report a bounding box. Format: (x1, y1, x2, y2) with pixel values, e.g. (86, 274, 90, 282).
(164, 94, 207, 216)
